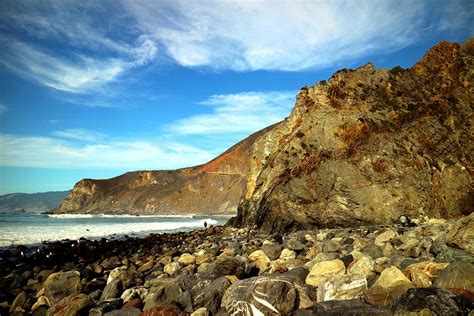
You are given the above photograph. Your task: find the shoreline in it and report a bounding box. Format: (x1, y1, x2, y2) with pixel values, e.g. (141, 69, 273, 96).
(1, 215, 473, 315)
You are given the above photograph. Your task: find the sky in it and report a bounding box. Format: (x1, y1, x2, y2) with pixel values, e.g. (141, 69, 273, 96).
(0, 0, 472, 194)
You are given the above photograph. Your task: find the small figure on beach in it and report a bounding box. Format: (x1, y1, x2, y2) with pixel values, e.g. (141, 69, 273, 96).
(204, 221, 207, 228)
(400, 215, 416, 227)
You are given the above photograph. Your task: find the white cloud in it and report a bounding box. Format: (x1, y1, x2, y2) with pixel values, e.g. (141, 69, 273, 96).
(52, 128, 107, 142)
(0, 38, 157, 93)
(122, 0, 470, 71)
(0, 133, 214, 169)
(0, 104, 7, 115)
(168, 91, 294, 135)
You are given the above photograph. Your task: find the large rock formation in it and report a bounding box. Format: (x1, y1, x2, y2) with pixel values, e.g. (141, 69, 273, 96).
(53, 125, 275, 215)
(232, 39, 473, 232)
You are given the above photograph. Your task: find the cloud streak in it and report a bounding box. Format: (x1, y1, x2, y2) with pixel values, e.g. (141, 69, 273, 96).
(0, 133, 214, 169)
(124, 0, 472, 71)
(168, 91, 295, 135)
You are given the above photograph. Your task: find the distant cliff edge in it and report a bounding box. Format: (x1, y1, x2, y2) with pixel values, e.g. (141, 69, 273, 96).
(52, 124, 277, 215)
(0, 191, 70, 213)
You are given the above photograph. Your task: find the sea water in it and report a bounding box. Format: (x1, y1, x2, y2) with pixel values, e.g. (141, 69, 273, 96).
(0, 212, 231, 248)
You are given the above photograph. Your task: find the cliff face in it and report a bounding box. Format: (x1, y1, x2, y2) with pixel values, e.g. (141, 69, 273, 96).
(53, 125, 276, 215)
(232, 39, 473, 232)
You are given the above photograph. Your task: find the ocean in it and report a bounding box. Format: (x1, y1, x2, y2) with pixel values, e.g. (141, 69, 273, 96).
(0, 212, 231, 248)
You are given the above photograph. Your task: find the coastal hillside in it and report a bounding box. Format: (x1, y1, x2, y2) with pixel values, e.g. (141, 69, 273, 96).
(232, 39, 473, 232)
(0, 191, 70, 212)
(52, 124, 276, 215)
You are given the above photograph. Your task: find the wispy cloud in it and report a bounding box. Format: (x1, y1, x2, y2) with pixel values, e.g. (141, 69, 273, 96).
(52, 128, 107, 143)
(0, 133, 214, 169)
(168, 91, 294, 135)
(123, 0, 472, 71)
(0, 104, 7, 115)
(0, 37, 157, 93)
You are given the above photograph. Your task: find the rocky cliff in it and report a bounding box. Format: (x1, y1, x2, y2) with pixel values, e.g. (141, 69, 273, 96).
(53, 125, 276, 215)
(0, 191, 70, 212)
(232, 39, 473, 232)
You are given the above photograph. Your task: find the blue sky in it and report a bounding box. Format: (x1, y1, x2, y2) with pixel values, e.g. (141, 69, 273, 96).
(0, 0, 472, 194)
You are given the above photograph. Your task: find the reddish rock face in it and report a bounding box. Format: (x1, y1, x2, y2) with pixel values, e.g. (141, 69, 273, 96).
(52, 125, 276, 215)
(233, 38, 473, 233)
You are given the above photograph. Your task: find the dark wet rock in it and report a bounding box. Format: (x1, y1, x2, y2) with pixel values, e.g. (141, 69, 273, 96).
(193, 277, 231, 315)
(283, 239, 305, 252)
(97, 298, 123, 313)
(361, 244, 384, 259)
(292, 299, 390, 315)
(343, 237, 355, 245)
(399, 258, 418, 270)
(391, 288, 474, 315)
(101, 257, 122, 270)
(340, 254, 354, 268)
(100, 279, 123, 301)
(140, 306, 188, 316)
(431, 235, 448, 254)
(32, 305, 49, 316)
(83, 278, 107, 294)
(46, 293, 93, 316)
(9, 291, 26, 313)
(221, 274, 302, 314)
(211, 256, 248, 279)
(262, 243, 283, 260)
(434, 247, 474, 263)
(107, 267, 143, 289)
(280, 267, 309, 285)
(323, 241, 340, 253)
(104, 307, 141, 316)
(433, 261, 474, 292)
(143, 281, 192, 312)
(446, 213, 474, 255)
(41, 270, 82, 304)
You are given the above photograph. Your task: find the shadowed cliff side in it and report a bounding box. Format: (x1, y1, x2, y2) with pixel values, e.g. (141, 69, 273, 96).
(52, 124, 278, 215)
(232, 39, 473, 233)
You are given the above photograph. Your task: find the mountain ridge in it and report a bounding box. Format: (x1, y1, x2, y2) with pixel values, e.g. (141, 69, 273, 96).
(231, 38, 473, 232)
(52, 124, 278, 215)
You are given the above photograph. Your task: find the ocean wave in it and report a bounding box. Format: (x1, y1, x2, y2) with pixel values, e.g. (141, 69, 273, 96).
(47, 214, 94, 218)
(0, 218, 219, 247)
(47, 213, 197, 219)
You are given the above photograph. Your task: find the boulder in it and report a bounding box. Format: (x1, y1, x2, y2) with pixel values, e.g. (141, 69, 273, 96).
(262, 243, 283, 260)
(143, 281, 192, 312)
(279, 248, 297, 260)
(366, 266, 412, 306)
(434, 247, 474, 263)
(305, 259, 345, 287)
(361, 244, 384, 259)
(178, 253, 196, 265)
(192, 277, 231, 315)
(248, 250, 271, 273)
(316, 274, 367, 302)
(164, 262, 181, 277)
(31, 296, 51, 311)
(211, 256, 248, 279)
(433, 261, 474, 292)
(9, 291, 26, 314)
(403, 261, 449, 288)
(221, 275, 299, 315)
(140, 306, 188, 316)
(322, 240, 340, 253)
(293, 299, 390, 315)
(447, 213, 474, 255)
(347, 255, 376, 279)
(107, 267, 142, 289)
(46, 293, 93, 316)
(374, 230, 397, 246)
(391, 288, 473, 315)
(104, 307, 141, 316)
(121, 287, 148, 304)
(190, 307, 208, 316)
(40, 271, 81, 304)
(100, 279, 123, 301)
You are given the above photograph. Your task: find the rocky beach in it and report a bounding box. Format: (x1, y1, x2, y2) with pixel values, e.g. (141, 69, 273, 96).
(1, 213, 473, 315)
(0, 20, 472, 316)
